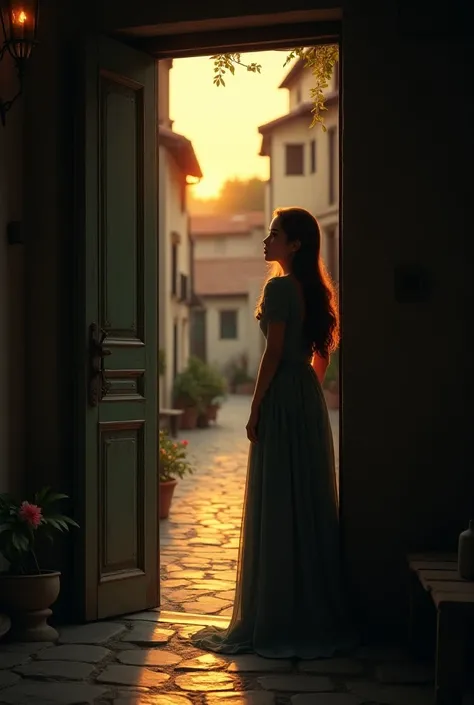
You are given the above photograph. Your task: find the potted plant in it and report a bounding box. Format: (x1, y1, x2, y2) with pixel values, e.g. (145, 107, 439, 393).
(227, 353, 255, 395)
(159, 430, 193, 519)
(0, 487, 79, 642)
(173, 368, 202, 430)
(187, 357, 227, 427)
(323, 350, 340, 409)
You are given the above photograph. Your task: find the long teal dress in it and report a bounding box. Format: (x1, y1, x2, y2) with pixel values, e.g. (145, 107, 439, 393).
(193, 276, 357, 658)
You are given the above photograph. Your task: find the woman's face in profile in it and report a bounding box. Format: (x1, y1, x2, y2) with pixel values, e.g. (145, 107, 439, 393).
(263, 216, 296, 263)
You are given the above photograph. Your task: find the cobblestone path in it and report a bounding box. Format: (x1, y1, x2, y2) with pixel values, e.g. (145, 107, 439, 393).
(160, 395, 339, 616)
(0, 398, 436, 704)
(0, 616, 434, 704)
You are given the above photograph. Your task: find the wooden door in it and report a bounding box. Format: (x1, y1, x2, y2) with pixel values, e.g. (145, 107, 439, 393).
(75, 35, 158, 620)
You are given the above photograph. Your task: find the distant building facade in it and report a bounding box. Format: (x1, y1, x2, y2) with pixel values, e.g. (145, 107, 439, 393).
(158, 60, 203, 407)
(258, 58, 339, 282)
(190, 212, 267, 380)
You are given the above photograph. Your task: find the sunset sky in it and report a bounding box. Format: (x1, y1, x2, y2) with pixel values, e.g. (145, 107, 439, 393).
(169, 51, 292, 199)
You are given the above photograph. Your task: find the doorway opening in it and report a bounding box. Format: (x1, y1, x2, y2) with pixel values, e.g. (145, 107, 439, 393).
(157, 35, 341, 618)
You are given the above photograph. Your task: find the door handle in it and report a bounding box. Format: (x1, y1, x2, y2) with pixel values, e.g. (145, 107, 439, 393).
(88, 323, 111, 407)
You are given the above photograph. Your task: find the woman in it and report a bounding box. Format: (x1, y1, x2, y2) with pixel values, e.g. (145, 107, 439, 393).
(193, 207, 356, 658)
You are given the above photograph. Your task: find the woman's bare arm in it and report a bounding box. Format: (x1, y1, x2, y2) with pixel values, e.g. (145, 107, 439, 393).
(251, 321, 286, 410)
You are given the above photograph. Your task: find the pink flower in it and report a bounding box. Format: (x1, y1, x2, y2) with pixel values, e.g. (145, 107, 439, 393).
(181, 440, 188, 447)
(18, 501, 42, 528)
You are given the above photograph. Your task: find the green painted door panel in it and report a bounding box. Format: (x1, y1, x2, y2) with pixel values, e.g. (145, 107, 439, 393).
(75, 35, 158, 621)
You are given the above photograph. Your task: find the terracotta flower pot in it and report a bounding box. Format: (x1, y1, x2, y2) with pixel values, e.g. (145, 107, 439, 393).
(159, 479, 178, 519)
(235, 382, 255, 395)
(206, 404, 219, 422)
(176, 406, 198, 430)
(197, 412, 209, 428)
(0, 570, 61, 642)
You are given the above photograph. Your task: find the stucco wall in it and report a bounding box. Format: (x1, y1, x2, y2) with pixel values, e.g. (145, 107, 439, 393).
(268, 103, 338, 217)
(159, 147, 192, 406)
(202, 295, 249, 373)
(193, 227, 265, 260)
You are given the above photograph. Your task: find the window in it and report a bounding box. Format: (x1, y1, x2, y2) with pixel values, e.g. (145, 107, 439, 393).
(179, 273, 188, 302)
(285, 144, 304, 176)
(328, 127, 337, 205)
(219, 310, 238, 340)
(171, 243, 178, 295)
(310, 140, 317, 173)
(334, 62, 339, 92)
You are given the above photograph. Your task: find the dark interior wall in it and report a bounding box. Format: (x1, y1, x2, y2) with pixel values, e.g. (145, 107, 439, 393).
(0, 52, 25, 502)
(19, 0, 473, 628)
(342, 3, 473, 630)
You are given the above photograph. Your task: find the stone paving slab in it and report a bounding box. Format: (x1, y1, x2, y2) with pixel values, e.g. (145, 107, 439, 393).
(0, 642, 54, 655)
(117, 650, 183, 667)
(175, 654, 228, 671)
(58, 623, 127, 645)
(96, 664, 170, 687)
(292, 695, 365, 705)
(36, 645, 111, 664)
(0, 670, 21, 689)
(0, 680, 110, 704)
(14, 659, 96, 680)
(226, 656, 292, 673)
(120, 625, 175, 645)
(0, 654, 30, 670)
(114, 696, 192, 705)
(206, 692, 275, 705)
(298, 659, 364, 676)
(175, 671, 236, 692)
(258, 676, 335, 693)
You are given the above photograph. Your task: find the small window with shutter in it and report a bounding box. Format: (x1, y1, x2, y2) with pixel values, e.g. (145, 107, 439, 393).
(285, 144, 304, 176)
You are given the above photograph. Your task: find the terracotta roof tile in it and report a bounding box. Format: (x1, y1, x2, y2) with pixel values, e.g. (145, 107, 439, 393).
(190, 212, 265, 238)
(194, 257, 268, 296)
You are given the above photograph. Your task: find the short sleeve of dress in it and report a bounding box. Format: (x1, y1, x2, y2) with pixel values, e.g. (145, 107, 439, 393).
(263, 277, 289, 323)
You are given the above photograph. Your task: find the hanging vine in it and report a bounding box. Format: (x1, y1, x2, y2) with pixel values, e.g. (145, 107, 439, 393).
(211, 45, 339, 131)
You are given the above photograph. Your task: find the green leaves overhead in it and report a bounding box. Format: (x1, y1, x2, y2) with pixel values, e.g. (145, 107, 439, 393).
(211, 45, 339, 130)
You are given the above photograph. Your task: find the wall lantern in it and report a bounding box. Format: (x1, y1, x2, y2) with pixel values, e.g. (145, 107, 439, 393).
(0, 0, 39, 126)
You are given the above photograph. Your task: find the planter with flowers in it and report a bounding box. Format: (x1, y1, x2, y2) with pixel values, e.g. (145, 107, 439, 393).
(173, 368, 202, 430)
(159, 430, 194, 519)
(187, 357, 227, 428)
(0, 488, 78, 642)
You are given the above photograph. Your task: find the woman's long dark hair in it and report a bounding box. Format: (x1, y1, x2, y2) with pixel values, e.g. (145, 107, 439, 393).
(256, 207, 340, 358)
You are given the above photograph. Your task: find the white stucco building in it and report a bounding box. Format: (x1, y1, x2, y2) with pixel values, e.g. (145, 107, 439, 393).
(258, 57, 339, 281)
(190, 212, 267, 380)
(158, 60, 202, 406)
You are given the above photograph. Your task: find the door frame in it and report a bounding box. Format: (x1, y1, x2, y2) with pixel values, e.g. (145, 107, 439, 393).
(72, 19, 343, 620)
(143, 20, 345, 549)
